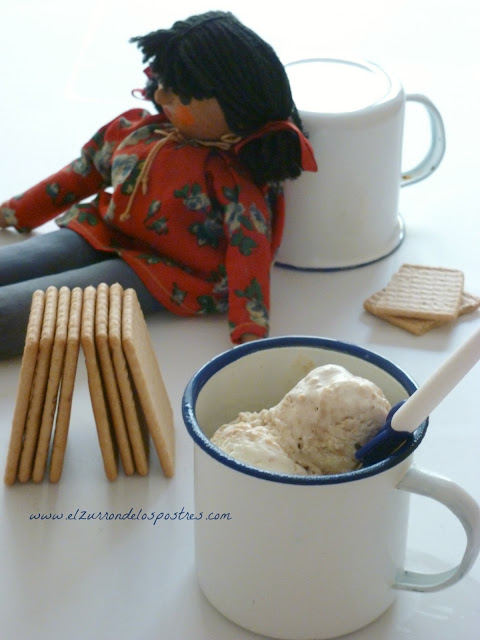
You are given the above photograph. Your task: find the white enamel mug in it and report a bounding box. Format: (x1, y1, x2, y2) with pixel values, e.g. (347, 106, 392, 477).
(277, 58, 446, 270)
(182, 336, 480, 640)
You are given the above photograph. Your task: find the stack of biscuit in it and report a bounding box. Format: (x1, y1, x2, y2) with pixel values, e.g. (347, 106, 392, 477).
(4, 283, 174, 485)
(364, 264, 480, 335)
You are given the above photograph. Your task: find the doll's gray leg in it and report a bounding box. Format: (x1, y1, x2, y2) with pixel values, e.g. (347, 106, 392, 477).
(0, 229, 112, 286)
(0, 258, 163, 359)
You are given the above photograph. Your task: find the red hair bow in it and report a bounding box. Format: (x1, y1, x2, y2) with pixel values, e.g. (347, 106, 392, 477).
(131, 66, 155, 100)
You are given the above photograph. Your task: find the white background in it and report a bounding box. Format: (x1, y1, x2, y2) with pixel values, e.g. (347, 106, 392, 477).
(0, 1, 479, 638)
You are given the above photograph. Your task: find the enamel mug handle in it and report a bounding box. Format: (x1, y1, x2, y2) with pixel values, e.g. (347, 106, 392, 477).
(401, 94, 446, 187)
(396, 466, 480, 591)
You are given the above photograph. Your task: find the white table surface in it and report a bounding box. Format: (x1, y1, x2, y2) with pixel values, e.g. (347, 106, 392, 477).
(1, 1, 479, 639)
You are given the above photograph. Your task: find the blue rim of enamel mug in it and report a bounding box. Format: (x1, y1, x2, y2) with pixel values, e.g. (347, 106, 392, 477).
(182, 336, 428, 485)
(274, 216, 405, 272)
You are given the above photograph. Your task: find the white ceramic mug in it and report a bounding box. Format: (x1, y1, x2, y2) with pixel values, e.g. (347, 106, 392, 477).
(277, 58, 446, 270)
(182, 336, 480, 640)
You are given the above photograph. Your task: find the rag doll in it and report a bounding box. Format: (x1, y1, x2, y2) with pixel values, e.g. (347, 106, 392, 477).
(0, 10, 316, 358)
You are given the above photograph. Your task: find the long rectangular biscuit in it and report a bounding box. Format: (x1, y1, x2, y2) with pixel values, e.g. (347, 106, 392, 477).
(122, 289, 175, 477)
(4, 290, 45, 485)
(49, 287, 83, 483)
(109, 283, 149, 476)
(32, 286, 71, 483)
(81, 286, 118, 481)
(95, 283, 134, 476)
(18, 286, 58, 483)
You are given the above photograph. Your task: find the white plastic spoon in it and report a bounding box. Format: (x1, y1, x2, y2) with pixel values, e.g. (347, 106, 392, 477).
(356, 325, 480, 465)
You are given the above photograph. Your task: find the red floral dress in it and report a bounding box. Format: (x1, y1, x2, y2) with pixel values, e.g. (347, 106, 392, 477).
(0, 108, 286, 343)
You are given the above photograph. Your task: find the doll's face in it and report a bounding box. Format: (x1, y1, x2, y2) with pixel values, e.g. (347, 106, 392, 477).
(154, 84, 231, 140)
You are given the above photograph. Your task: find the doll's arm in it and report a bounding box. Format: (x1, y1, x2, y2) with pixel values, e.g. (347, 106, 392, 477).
(238, 333, 261, 343)
(0, 209, 9, 228)
(221, 181, 275, 344)
(0, 152, 106, 232)
(0, 108, 151, 232)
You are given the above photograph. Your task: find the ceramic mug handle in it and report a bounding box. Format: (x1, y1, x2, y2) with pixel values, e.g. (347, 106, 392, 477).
(401, 94, 446, 187)
(395, 465, 480, 592)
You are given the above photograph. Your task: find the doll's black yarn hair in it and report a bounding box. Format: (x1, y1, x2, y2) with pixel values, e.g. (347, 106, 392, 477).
(130, 11, 305, 186)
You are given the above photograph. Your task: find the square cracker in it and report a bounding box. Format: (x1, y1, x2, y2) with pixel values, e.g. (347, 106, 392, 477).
(122, 288, 175, 477)
(109, 283, 149, 476)
(365, 289, 480, 335)
(81, 286, 118, 481)
(364, 290, 444, 335)
(368, 264, 464, 321)
(49, 287, 83, 483)
(18, 286, 59, 483)
(95, 283, 134, 476)
(32, 287, 71, 483)
(459, 291, 480, 315)
(4, 290, 45, 485)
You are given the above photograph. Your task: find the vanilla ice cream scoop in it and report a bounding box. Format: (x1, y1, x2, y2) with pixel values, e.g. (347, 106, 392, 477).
(211, 411, 308, 475)
(268, 364, 391, 475)
(211, 364, 391, 476)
